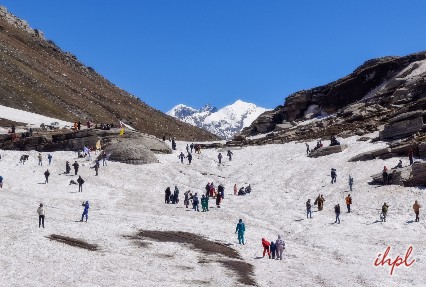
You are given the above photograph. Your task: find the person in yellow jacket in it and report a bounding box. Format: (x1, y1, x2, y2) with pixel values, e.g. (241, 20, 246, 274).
(413, 200, 421, 222)
(345, 194, 352, 213)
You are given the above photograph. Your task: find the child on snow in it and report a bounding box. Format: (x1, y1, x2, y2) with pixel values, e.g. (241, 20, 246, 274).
(270, 241, 276, 259)
(262, 238, 271, 258)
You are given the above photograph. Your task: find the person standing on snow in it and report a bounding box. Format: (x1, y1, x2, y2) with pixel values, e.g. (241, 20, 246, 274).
(235, 219, 245, 245)
(190, 143, 194, 153)
(306, 199, 313, 219)
(382, 166, 388, 185)
(47, 154, 52, 165)
(38, 153, 43, 166)
(165, 187, 171, 204)
(346, 194, 352, 213)
(234, 184, 238, 195)
(315, 194, 325, 211)
(80, 201, 89, 222)
(186, 144, 190, 154)
(0, 175, 3, 188)
(413, 200, 421, 222)
(91, 160, 100, 176)
(178, 152, 185, 163)
(65, 161, 71, 174)
(305, 143, 310, 155)
(334, 203, 341, 224)
(77, 175, 85, 192)
(44, 169, 50, 184)
(218, 153, 223, 164)
(330, 168, 337, 184)
(262, 238, 271, 258)
(37, 203, 45, 228)
(193, 193, 200, 212)
(408, 148, 414, 165)
(270, 240, 276, 259)
(381, 203, 389, 222)
(201, 194, 209, 212)
(348, 175, 354, 191)
(186, 152, 192, 164)
(227, 150, 233, 161)
(173, 186, 180, 204)
(72, 161, 79, 175)
(275, 235, 285, 260)
(102, 152, 108, 166)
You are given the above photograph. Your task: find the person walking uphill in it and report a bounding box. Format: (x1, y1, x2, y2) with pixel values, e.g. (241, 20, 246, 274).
(346, 195, 352, 213)
(72, 161, 79, 175)
(275, 235, 285, 260)
(44, 169, 50, 184)
(413, 200, 421, 222)
(80, 201, 89, 222)
(262, 238, 271, 258)
(77, 176, 85, 192)
(186, 152, 192, 164)
(334, 204, 341, 224)
(47, 154, 52, 165)
(37, 203, 45, 228)
(235, 219, 245, 245)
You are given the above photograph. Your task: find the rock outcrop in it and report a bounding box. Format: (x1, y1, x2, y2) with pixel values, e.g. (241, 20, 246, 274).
(233, 51, 426, 146)
(369, 162, 426, 187)
(0, 128, 171, 165)
(308, 144, 348, 158)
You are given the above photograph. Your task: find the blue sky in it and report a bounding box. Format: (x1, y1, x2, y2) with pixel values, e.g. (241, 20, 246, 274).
(1, 1, 426, 112)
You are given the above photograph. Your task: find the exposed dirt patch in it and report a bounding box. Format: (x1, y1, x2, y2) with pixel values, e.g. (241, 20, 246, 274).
(131, 230, 257, 286)
(0, 118, 26, 127)
(219, 260, 257, 286)
(46, 234, 99, 251)
(137, 230, 241, 259)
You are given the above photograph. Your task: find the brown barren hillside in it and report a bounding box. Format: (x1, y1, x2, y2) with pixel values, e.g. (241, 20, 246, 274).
(0, 7, 219, 141)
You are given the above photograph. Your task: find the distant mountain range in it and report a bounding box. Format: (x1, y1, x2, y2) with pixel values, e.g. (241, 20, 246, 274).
(167, 100, 270, 139)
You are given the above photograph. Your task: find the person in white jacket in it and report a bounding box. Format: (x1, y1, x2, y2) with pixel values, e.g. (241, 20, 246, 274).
(275, 235, 285, 260)
(37, 203, 45, 228)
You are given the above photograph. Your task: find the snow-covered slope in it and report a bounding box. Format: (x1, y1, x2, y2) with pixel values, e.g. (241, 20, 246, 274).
(167, 100, 270, 139)
(0, 104, 72, 133)
(0, 133, 425, 286)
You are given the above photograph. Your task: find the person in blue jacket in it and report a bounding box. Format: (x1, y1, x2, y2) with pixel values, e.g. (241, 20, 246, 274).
(235, 218, 245, 245)
(80, 201, 90, 222)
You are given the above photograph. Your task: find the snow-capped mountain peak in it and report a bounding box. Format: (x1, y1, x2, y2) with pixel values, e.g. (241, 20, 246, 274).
(167, 100, 270, 139)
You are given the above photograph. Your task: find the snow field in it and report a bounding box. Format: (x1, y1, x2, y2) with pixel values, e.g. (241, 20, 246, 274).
(0, 133, 425, 286)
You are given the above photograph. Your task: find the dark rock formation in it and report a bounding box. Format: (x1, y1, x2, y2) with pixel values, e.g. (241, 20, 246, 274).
(308, 144, 347, 158)
(233, 51, 426, 146)
(369, 162, 426, 187)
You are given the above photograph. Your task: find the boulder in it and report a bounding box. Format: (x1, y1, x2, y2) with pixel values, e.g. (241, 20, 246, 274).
(405, 162, 426, 186)
(371, 148, 391, 157)
(369, 167, 411, 186)
(104, 140, 159, 165)
(419, 142, 426, 158)
(348, 152, 374, 162)
(308, 144, 348, 158)
(379, 111, 425, 140)
(369, 163, 426, 187)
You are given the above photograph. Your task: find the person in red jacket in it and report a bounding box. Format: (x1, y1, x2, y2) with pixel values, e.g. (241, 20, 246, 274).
(262, 238, 271, 258)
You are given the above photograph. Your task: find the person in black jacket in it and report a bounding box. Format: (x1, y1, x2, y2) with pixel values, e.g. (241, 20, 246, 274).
(44, 169, 50, 184)
(65, 161, 71, 174)
(334, 204, 341, 224)
(306, 199, 312, 219)
(77, 176, 84, 192)
(165, 187, 171, 204)
(72, 161, 79, 175)
(331, 168, 337, 184)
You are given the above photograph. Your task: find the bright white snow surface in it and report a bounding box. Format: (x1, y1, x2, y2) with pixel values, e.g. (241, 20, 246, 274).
(0, 135, 425, 286)
(0, 105, 72, 130)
